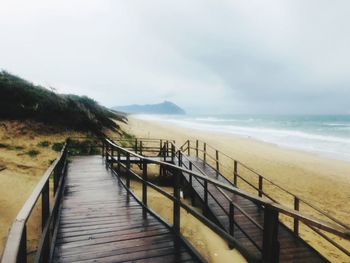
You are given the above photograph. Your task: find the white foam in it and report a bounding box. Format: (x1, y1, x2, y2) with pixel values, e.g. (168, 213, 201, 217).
(134, 114, 350, 161)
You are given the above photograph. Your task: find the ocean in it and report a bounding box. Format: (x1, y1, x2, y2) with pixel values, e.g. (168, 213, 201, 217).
(136, 114, 350, 162)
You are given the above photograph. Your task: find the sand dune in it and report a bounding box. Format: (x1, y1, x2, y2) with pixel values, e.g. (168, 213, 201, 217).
(0, 121, 83, 257)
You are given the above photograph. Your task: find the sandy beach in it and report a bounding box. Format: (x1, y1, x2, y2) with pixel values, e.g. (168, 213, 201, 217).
(1, 117, 349, 262)
(121, 116, 350, 262)
(129, 178, 246, 263)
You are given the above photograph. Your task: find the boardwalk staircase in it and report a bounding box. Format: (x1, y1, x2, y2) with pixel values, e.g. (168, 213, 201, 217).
(1, 137, 349, 263)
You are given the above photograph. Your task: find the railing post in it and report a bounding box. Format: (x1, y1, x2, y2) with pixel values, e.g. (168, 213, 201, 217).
(53, 157, 67, 228)
(111, 145, 114, 167)
(171, 143, 175, 163)
(105, 142, 109, 163)
(216, 150, 219, 177)
(18, 225, 27, 263)
(173, 170, 180, 234)
(160, 140, 163, 156)
(229, 202, 234, 237)
(140, 141, 143, 156)
(233, 160, 238, 186)
(142, 159, 148, 218)
(262, 205, 280, 263)
(159, 163, 163, 177)
(135, 138, 138, 154)
(42, 181, 49, 232)
(178, 152, 182, 167)
(189, 162, 195, 205)
(126, 152, 130, 189)
(102, 140, 105, 158)
(168, 140, 171, 157)
(53, 166, 59, 194)
(187, 140, 190, 155)
(163, 142, 167, 162)
(117, 149, 121, 173)
(196, 140, 199, 157)
(203, 143, 207, 162)
(259, 176, 263, 197)
(294, 197, 300, 235)
(203, 179, 208, 216)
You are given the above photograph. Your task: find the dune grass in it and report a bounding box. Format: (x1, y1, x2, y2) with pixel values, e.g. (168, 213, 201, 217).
(0, 71, 126, 133)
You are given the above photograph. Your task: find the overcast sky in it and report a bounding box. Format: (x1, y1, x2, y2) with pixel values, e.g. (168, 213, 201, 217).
(1, 1, 349, 114)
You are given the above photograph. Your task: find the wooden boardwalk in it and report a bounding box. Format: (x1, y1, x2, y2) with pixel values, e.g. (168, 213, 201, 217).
(52, 155, 202, 263)
(3, 139, 348, 263)
(181, 156, 328, 263)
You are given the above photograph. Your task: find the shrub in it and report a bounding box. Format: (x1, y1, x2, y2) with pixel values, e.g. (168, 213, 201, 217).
(38, 141, 50, 147)
(14, 146, 25, 150)
(0, 143, 24, 150)
(52, 142, 64, 152)
(26, 149, 40, 157)
(69, 139, 101, 156)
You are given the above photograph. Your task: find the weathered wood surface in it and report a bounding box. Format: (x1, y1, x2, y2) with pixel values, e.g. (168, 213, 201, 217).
(52, 156, 201, 263)
(182, 156, 328, 263)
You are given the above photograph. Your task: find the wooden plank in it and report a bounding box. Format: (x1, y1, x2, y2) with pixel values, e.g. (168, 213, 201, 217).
(55, 232, 173, 256)
(60, 246, 186, 263)
(56, 225, 165, 244)
(57, 221, 161, 240)
(56, 238, 177, 262)
(133, 252, 193, 263)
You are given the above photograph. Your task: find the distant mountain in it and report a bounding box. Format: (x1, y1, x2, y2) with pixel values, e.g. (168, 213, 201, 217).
(112, 101, 186, 115)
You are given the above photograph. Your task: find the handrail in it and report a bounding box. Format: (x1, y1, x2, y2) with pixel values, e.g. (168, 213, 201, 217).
(185, 139, 350, 260)
(106, 138, 350, 238)
(193, 150, 280, 203)
(170, 140, 350, 259)
(105, 138, 350, 239)
(178, 154, 264, 252)
(169, 141, 264, 233)
(103, 136, 350, 260)
(104, 139, 260, 261)
(187, 140, 350, 229)
(1, 141, 69, 263)
(105, 138, 350, 262)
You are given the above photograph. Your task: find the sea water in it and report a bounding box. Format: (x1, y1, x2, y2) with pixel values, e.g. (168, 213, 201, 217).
(135, 114, 350, 162)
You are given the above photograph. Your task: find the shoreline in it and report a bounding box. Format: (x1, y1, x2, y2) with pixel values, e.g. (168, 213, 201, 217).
(122, 115, 350, 221)
(124, 116, 350, 182)
(132, 114, 350, 163)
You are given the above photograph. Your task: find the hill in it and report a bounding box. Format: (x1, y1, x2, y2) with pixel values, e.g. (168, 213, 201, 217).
(113, 101, 186, 115)
(0, 71, 126, 133)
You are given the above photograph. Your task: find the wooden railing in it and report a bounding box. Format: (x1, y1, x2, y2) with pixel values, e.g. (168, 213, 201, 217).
(1, 141, 69, 263)
(170, 141, 264, 253)
(181, 139, 350, 260)
(104, 138, 261, 262)
(104, 138, 350, 263)
(108, 137, 175, 158)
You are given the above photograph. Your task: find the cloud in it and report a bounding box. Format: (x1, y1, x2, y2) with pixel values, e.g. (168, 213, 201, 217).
(0, 0, 349, 114)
